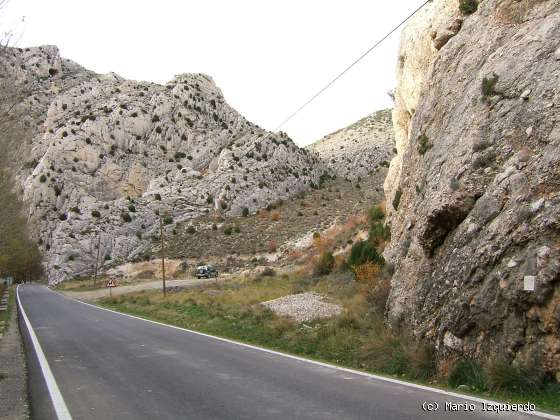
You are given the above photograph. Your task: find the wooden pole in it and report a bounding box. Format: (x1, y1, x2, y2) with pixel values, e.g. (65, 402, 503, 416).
(93, 233, 101, 288)
(160, 216, 166, 297)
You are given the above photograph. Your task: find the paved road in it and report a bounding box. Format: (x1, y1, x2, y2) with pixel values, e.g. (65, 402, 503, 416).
(17, 284, 556, 420)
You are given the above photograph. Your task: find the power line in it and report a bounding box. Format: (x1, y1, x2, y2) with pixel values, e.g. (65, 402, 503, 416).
(272, 0, 431, 133)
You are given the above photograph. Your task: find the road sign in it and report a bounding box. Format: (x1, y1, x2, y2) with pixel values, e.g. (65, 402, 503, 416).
(106, 279, 117, 288)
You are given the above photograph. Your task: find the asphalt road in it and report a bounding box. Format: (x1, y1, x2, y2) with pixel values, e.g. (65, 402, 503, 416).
(17, 284, 557, 420)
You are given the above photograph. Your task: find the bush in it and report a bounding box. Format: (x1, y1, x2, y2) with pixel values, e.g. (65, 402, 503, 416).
(163, 215, 173, 225)
(417, 134, 431, 155)
(155, 193, 162, 201)
(360, 333, 410, 376)
(128, 204, 136, 213)
(392, 188, 402, 210)
(368, 222, 391, 246)
(348, 240, 384, 267)
(448, 359, 487, 392)
(353, 263, 389, 313)
(313, 251, 335, 277)
(186, 225, 196, 234)
(206, 195, 214, 204)
(482, 73, 499, 97)
(212, 223, 217, 231)
(224, 226, 233, 235)
(91, 210, 101, 218)
(368, 205, 384, 223)
(121, 212, 132, 223)
(459, 0, 478, 15)
(270, 211, 280, 221)
(487, 359, 543, 394)
(39, 174, 47, 183)
(259, 267, 276, 277)
(242, 207, 249, 217)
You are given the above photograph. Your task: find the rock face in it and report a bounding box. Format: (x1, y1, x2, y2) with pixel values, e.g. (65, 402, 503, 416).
(307, 109, 394, 181)
(4, 46, 325, 283)
(384, 0, 560, 377)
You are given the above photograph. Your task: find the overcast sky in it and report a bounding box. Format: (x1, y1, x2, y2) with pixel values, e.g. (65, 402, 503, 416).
(2, 0, 424, 146)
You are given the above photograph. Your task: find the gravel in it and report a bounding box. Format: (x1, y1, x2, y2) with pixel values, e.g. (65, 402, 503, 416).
(261, 292, 342, 323)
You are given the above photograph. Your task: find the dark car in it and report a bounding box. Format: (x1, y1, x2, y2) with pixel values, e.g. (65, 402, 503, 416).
(196, 265, 219, 279)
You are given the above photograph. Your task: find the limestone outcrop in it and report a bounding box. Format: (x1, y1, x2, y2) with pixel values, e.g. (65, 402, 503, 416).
(307, 109, 395, 182)
(3, 46, 324, 283)
(384, 0, 560, 377)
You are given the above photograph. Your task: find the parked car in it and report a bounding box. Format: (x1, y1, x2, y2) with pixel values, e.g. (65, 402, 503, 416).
(196, 265, 219, 279)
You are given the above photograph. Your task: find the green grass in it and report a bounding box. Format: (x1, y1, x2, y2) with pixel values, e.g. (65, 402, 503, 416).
(98, 274, 560, 415)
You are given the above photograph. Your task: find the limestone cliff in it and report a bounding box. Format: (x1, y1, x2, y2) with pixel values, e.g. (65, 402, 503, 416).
(306, 109, 394, 181)
(3, 46, 324, 283)
(385, 0, 560, 377)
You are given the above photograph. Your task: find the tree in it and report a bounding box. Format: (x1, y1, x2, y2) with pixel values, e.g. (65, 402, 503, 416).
(0, 171, 43, 281)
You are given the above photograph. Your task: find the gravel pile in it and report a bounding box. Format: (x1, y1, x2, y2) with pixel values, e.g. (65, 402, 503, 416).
(261, 292, 342, 323)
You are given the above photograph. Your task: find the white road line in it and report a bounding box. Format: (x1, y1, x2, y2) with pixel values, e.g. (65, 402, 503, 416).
(17, 285, 73, 420)
(66, 291, 560, 420)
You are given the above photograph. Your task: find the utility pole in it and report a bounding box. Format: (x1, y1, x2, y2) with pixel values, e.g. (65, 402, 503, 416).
(93, 232, 101, 288)
(160, 216, 166, 297)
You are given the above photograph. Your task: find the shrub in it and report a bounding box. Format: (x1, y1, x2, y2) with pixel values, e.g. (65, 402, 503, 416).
(392, 188, 402, 210)
(155, 193, 162, 201)
(224, 226, 233, 235)
(348, 240, 384, 267)
(91, 210, 101, 218)
(482, 73, 499, 97)
(449, 177, 460, 191)
(448, 359, 487, 392)
(212, 223, 217, 230)
(69, 206, 80, 214)
(259, 267, 276, 277)
(206, 195, 214, 204)
(39, 174, 47, 183)
(487, 359, 542, 394)
(353, 263, 389, 313)
(270, 211, 280, 221)
(368, 222, 391, 246)
(459, 0, 478, 15)
(313, 251, 335, 277)
(186, 226, 196, 234)
(128, 204, 136, 212)
(417, 134, 431, 155)
(58, 213, 68, 221)
(360, 333, 410, 376)
(121, 212, 132, 223)
(368, 205, 385, 223)
(163, 215, 173, 225)
(233, 225, 241, 233)
(242, 207, 249, 217)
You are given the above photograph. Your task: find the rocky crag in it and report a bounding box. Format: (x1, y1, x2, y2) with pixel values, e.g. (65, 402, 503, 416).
(307, 109, 394, 182)
(384, 0, 560, 378)
(3, 46, 326, 283)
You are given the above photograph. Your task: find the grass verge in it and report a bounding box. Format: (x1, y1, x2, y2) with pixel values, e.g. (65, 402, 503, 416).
(98, 273, 560, 415)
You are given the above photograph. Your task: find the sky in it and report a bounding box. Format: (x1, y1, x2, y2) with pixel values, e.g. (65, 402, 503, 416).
(1, 0, 425, 146)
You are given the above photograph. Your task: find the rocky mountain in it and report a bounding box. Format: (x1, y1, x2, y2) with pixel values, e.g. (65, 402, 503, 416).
(3, 46, 326, 284)
(306, 109, 394, 181)
(384, 0, 560, 378)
